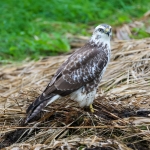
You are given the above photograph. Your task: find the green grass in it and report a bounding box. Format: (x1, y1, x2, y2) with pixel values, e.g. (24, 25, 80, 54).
(0, 0, 150, 62)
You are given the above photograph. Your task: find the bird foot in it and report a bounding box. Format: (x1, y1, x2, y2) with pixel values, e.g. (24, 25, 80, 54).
(90, 104, 94, 113)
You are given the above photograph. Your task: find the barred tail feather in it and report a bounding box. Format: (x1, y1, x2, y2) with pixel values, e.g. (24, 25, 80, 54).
(25, 100, 48, 123)
(25, 94, 60, 123)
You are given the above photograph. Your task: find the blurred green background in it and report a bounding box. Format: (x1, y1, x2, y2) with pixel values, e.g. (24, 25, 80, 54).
(0, 0, 150, 63)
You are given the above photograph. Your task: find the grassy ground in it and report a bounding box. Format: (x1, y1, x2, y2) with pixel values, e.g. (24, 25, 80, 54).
(0, 0, 150, 62)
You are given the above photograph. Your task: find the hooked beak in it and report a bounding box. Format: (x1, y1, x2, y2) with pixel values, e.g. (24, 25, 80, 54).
(105, 28, 111, 36)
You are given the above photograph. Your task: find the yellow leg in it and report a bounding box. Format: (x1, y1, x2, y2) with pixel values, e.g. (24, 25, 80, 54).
(90, 104, 94, 113)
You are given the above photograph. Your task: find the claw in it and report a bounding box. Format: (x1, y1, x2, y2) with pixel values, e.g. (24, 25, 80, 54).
(90, 104, 94, 113)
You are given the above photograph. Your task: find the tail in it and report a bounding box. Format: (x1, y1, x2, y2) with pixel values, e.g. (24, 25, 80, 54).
(25, 93, 60, 123)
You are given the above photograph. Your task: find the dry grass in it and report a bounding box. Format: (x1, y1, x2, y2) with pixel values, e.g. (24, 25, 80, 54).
(114, 11, 150, 40)
(0, 38, 150, 150)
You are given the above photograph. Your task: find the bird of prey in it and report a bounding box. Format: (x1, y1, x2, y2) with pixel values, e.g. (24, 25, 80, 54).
(26, 24, 112, 123)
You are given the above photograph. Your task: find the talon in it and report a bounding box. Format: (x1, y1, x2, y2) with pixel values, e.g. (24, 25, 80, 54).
(90, 104, 94, 113)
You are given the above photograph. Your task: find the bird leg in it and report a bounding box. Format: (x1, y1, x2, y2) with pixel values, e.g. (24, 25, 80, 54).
(89, 104, 94, 113)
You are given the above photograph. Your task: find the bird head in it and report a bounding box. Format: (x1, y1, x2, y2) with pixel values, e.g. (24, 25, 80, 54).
(90, 24, 112, 46)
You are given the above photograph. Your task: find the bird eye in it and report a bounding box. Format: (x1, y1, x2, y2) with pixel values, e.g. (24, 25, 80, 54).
(98, 28, 104, 32)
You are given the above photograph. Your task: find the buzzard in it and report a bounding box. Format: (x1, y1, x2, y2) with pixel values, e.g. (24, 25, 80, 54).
(26, 24, 112, 123)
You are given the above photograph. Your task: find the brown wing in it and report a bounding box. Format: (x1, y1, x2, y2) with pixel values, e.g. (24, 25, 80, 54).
(54, 42, 109, 91)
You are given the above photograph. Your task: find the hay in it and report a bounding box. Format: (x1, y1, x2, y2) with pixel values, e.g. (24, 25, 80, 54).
(0, 38, 150, 150)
